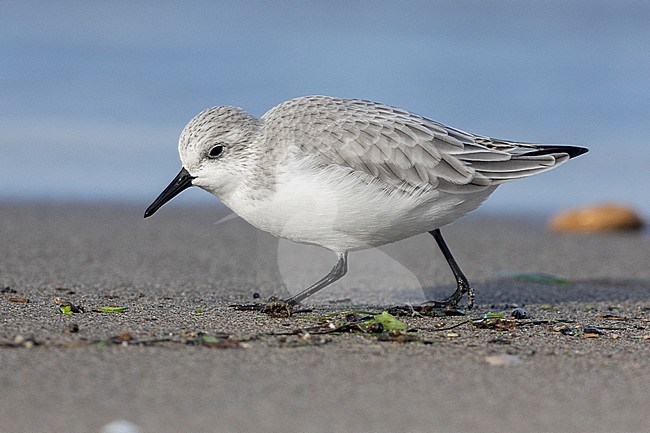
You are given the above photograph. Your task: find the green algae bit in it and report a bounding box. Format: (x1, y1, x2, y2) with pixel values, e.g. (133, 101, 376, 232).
(368, 311, 407, 331)
(95, 306, 127, 313)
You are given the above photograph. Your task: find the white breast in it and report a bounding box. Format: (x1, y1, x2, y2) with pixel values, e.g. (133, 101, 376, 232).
(219, 156, 497, 252)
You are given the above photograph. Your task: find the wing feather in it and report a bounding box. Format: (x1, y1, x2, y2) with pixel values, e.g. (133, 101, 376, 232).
(262, 96, 586, 194)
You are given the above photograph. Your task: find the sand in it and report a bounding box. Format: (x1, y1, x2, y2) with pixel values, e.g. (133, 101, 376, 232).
(1, 202, 649, 433)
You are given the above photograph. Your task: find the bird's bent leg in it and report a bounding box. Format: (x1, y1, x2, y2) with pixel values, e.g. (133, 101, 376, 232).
(421, 229, 474, 309)
(231, 252, 348, 315)
(284, 251, 348, 306)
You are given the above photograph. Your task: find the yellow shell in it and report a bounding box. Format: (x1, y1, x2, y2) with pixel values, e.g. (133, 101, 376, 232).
(549, 204, 644, 233)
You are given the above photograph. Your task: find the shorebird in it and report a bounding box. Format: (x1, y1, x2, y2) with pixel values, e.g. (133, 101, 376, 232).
(145, 96, 587, 310)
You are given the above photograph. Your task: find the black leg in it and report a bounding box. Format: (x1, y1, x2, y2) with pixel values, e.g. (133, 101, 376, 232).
(425, 229, 474, 309)
(284, 252, 348, 306)
(232, 252, 348, 314)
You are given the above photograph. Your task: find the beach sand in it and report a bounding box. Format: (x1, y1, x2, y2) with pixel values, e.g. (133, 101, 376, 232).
(1, 203, 649, 433)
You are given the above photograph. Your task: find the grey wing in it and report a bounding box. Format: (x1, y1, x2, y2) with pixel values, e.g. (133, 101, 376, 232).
(264, 96, 582, 194)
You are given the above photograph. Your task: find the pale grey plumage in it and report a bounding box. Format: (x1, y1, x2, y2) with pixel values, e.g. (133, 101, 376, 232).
(262, 96, 576, 195)
(145, 95, 587, 310)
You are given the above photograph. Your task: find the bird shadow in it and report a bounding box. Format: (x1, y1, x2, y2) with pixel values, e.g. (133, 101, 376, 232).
(418, 278, 650, 308)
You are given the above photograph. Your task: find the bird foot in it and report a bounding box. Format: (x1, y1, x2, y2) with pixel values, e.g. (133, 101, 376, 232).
(387, 286, 474, 316)
(426, 283, 474, 310)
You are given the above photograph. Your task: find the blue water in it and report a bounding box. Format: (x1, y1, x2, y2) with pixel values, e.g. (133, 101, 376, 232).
(2, 1, 649, 216)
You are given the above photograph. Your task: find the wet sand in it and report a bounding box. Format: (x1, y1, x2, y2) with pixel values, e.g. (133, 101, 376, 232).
(1, 202, 649, 433)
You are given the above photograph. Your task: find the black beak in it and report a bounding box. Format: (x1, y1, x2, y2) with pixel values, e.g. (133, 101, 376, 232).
(144, 167, 195, 218)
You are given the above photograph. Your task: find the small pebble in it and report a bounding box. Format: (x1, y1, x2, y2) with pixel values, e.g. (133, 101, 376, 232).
(100, 419, 142, 433)
(510, 308, 529, 319)
(485, 354, 523, 366)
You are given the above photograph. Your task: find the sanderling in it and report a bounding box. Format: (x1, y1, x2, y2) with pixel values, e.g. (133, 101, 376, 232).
(145, 95, 587, 310)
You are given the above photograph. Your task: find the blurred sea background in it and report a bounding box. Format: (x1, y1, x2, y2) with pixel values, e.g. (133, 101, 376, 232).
(2, 0, 649, 216)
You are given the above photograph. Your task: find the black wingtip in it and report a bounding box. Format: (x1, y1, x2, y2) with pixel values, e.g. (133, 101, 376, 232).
(564, 146, 589, 158)
(524, 145, 589, 159)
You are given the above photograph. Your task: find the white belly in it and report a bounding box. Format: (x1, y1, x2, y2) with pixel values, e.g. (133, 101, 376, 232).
(220, 161, 496, 252)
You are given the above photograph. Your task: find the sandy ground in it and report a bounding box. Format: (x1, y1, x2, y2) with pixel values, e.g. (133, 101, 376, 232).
(1, 202, 649, 433)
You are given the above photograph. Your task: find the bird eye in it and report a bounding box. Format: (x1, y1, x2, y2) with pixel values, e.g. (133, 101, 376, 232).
(208, 145, 224, 158)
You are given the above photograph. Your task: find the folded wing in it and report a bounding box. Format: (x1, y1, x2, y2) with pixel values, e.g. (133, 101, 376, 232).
(263, 96, 587, 195)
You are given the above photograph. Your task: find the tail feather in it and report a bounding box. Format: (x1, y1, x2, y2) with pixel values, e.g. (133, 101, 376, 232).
(464, 143, 588, 186)
(522, 145, 589, 159)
